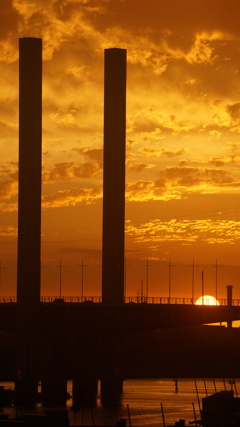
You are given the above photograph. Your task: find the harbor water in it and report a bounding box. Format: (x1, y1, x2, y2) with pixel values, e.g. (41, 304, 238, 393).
(1, 378, 238, 426)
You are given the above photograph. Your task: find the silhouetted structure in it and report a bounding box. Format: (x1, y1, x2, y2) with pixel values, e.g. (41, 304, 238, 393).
(101, 48, 127, 397)
(227, 285, 233, 328)
(102, 48, 127, 305)
(16, 37, 42, 398)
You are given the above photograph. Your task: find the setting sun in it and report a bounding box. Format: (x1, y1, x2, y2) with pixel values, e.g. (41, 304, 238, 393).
(195, 295, 220, 305)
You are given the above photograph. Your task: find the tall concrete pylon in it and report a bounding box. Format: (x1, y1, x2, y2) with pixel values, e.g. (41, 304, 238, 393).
(16, 37, 42, 397)
(102, 48, 127, 305)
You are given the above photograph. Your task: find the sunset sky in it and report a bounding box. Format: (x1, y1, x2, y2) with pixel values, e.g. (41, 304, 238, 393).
(1, 0, 240, 300)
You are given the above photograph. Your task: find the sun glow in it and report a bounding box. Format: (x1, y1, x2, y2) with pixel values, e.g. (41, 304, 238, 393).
(195, 295, 220, 305)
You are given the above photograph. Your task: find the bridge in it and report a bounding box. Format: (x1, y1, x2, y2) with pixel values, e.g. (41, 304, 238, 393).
(1, 296, 240, 334)
(1, 294, 240, 405)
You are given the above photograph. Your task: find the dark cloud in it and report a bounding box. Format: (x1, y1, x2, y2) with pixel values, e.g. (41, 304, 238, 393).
(43, 162, 73, 183)
(126, 180, 152, 193)
(95, 0, 240, 45)
(0, 0, 21, 40)
(127, 162, 152, 172)
(155, 166, 235, 188)
(42, 186, 101, 207)
(162, 148, 185, 158)
(127, 139, 135, 149)
(125, 165, 239, 203)
(43, 151, 102, 183)
(0, 165, 18, 200)
(226, 103, 240, 122)
(75, 147, 103, 167)
(0, 180, 16, 199)
(53, 0, 79, 21)
(140, 147, 186, 158)
(209, 158, 226, 167)
(73, 162, 101, 178)
(52, 0, 103, 22)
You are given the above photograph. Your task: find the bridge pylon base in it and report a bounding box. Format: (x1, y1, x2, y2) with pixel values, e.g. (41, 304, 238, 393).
(41, 335, 68, 406)
(100, 333, 123, 401)
(72, 377, 98, 405)
(72, 334, 98, 404)
(101, 378, 123, 395)
(14, 379, 39, 405)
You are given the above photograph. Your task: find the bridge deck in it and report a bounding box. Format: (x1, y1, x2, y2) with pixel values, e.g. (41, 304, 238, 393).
(0, 300, 240, 333)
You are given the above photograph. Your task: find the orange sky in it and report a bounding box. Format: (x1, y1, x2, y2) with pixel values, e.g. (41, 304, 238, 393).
(1, 0, 240, 300)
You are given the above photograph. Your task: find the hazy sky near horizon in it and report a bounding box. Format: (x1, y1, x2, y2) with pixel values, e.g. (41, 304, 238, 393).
(1, 0, 240, 298)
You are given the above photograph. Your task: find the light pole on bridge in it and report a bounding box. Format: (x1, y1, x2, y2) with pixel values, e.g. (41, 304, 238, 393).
(164, 258, 176, 302)
(142, 258, 153, 300)
(201, 270, 204, 304)
(54, 259, 66, 299)
(211, 258, 222, 302)
(124, 258, 130, 299)
(188, 258, 199, 303)
(77, 259, 88, 301)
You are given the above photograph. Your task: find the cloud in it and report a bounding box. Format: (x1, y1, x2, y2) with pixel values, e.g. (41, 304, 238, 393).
(3, 0, 236, 81)
(208, 152, 240, 167)
(95, 0, 240, 43)
(0, 166, 18, 200)
(126, 165, 239, 202)
(126, 139, 135, 149)
(0, 202, 17, 213)
(10, 0, 107, 62)
(132, 109, 195, 136)
(43, 148, 102, 183)
(43, 161, 100, 183)
(42, 186, 102, 208)
(140, 147, 186, 158)
(0, 225, 17, 236)
(0, 1, 21, 40)
(126, 180, 156, 201)
(126, 218, 240, 246)
(74, 147, 103, 168)
(226, 103, 240, 123)
(127, 162, 153, 173)
(155, 166, 235, 189)
(43, 162, 73, 183)
(209, 158, 229, 167)
(73, 162, 101, 178)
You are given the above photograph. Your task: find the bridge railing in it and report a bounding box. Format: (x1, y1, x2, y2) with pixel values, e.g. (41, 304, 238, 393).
(124, 296, 239, 305)
(1, 296, 240, 305)
(126, 296, 240, 305)
(0, 296, 17, 303)
(40, 296, 102, 303)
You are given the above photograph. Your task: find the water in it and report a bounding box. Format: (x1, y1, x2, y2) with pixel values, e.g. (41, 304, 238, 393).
(1, 378, 238, 426)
